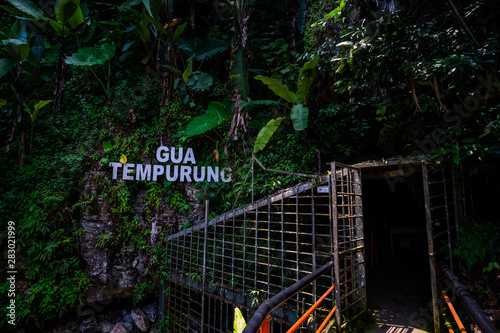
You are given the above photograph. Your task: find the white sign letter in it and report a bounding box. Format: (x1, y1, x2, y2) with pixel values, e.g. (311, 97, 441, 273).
(183, 148, 196, 164)
(193, 166, 206, 182)
(156, 146, 169, 162)
(136, 164, 152, 181)
(221, 167, 232, 183)
(180, 166, 192, 182)
(123, 164, 135, 180)
(166, 165, 178, 181)
(171, 147, 183, 164)
(110, 162, 122, 179)
(152, 165, 164, 181)
(207, 166, 219, 182)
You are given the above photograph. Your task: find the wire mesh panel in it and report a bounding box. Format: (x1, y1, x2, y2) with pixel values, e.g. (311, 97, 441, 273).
(330, 163, 366, 326)
(164, 165, 366, 332)
(423, 163, 465, 333)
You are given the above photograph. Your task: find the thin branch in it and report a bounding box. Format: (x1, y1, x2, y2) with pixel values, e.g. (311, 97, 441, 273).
(447, 0, 480, 48)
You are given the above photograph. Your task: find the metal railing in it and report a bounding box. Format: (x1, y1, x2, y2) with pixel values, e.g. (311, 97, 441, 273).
(442, 289, 466, 333)
(243, 260, 339, 333)
(440, 263, 497, 333)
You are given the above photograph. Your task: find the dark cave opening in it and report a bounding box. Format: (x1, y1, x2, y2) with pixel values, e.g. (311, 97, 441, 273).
(361, 166, 433, 331)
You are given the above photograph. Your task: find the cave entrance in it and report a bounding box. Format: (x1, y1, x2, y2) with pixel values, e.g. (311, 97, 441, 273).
(361, 163, 431, 331)
(355, 159, 466, 333)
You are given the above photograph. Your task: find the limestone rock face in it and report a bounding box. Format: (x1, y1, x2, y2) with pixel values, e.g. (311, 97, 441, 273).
(110, 322, 129, 333)
(77, 161, 204, 324)
(86, 285, 113, 304)
(81, 170, 112, 285)
(120, 309, 135, 330)
(100, 320, 114, 333)
(52, 302, 160, 333)
(79, 316, 98, 332)
(142, 303, 158, 323)
(131, 308, 150, 332)
(183, 182, 204, 224)
(110, 256, 136, 296)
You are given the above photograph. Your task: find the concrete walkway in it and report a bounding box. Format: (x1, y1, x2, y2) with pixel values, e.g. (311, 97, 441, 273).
(364, 258, 434, 333)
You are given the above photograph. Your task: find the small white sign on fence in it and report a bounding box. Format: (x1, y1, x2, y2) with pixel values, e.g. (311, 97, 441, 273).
(317, 186, 329, 193)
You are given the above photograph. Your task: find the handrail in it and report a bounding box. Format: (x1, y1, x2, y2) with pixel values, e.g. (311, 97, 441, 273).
(315, 291, 346, 333)
(316, 304, 337, 333)
(443, 312, 455, 333)
(441, 290, 466, 333)
(440, 263, 497, 333)
(242, 260, 336, 333)
(287, 274, 344, 333)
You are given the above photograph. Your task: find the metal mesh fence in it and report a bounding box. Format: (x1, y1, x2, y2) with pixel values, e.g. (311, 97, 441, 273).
(423, 163, 466, 332)
(424, 164, 464, 269)
(163, 165, 366, 332)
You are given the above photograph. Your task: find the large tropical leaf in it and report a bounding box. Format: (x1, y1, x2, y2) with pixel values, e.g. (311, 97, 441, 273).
(2, 39, 30, 62)
(138, 11, 150, 43)
(182, 57, 193, 84)
(311, 0, 346, 26)
(145, 13, 162, 38)
(173, 22, 187, 40)
(65, 44, 115, 66)
(253, 117, 284, 153)
(184, 114, 220, 138)
(56, 0, 80, 24)
(142, 0, 161, 18)
(178, 37, 227, 61)
(100, 43, 116, 61)
(325, 0, 346, 22)
(296, 56, 319, 105)
(0, 58, 15, 79)
(67, 4, 84, 29)
(6, 0, 44, 19)
(161, 64, 181, 75)
(49, 19, 71, 38)
(254, 75, 297, 104)
(290, 103, 309, 131)
(187, 72, 213, 91)
(12, 20, 27, 43)
(206, 101, 231, 120)
(195, 38, 228, 61)
(184, 102, 231, 137)
(31, 35, 43, 62)
(238, 100, 279, 108)
(231, 47, 249, 100)
(2, 38, 26, 46)
(29, 100, 52, 122)
(177, 37, 197, 58)
(64, 47, 106, 66)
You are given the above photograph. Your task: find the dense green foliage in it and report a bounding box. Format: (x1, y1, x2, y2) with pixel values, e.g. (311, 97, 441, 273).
(304, 1, 500, 162)
(452, 220, 500, 272)
(0, 0, 498, 330)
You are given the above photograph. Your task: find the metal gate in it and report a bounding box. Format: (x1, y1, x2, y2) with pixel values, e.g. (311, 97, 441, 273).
(162, 162, 366, 332)
(423, 163, 466, 333)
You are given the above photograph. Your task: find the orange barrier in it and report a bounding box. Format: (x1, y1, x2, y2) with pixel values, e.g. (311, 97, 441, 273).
(443, 313, 456, 333)
(246, 260, 342, 333)
(442, 290, 466, 333)
(259, 315, 270, 333)
(285, 274, 344, 333)
(315, 304, 337, 333)
(315, 292, 346, 333)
